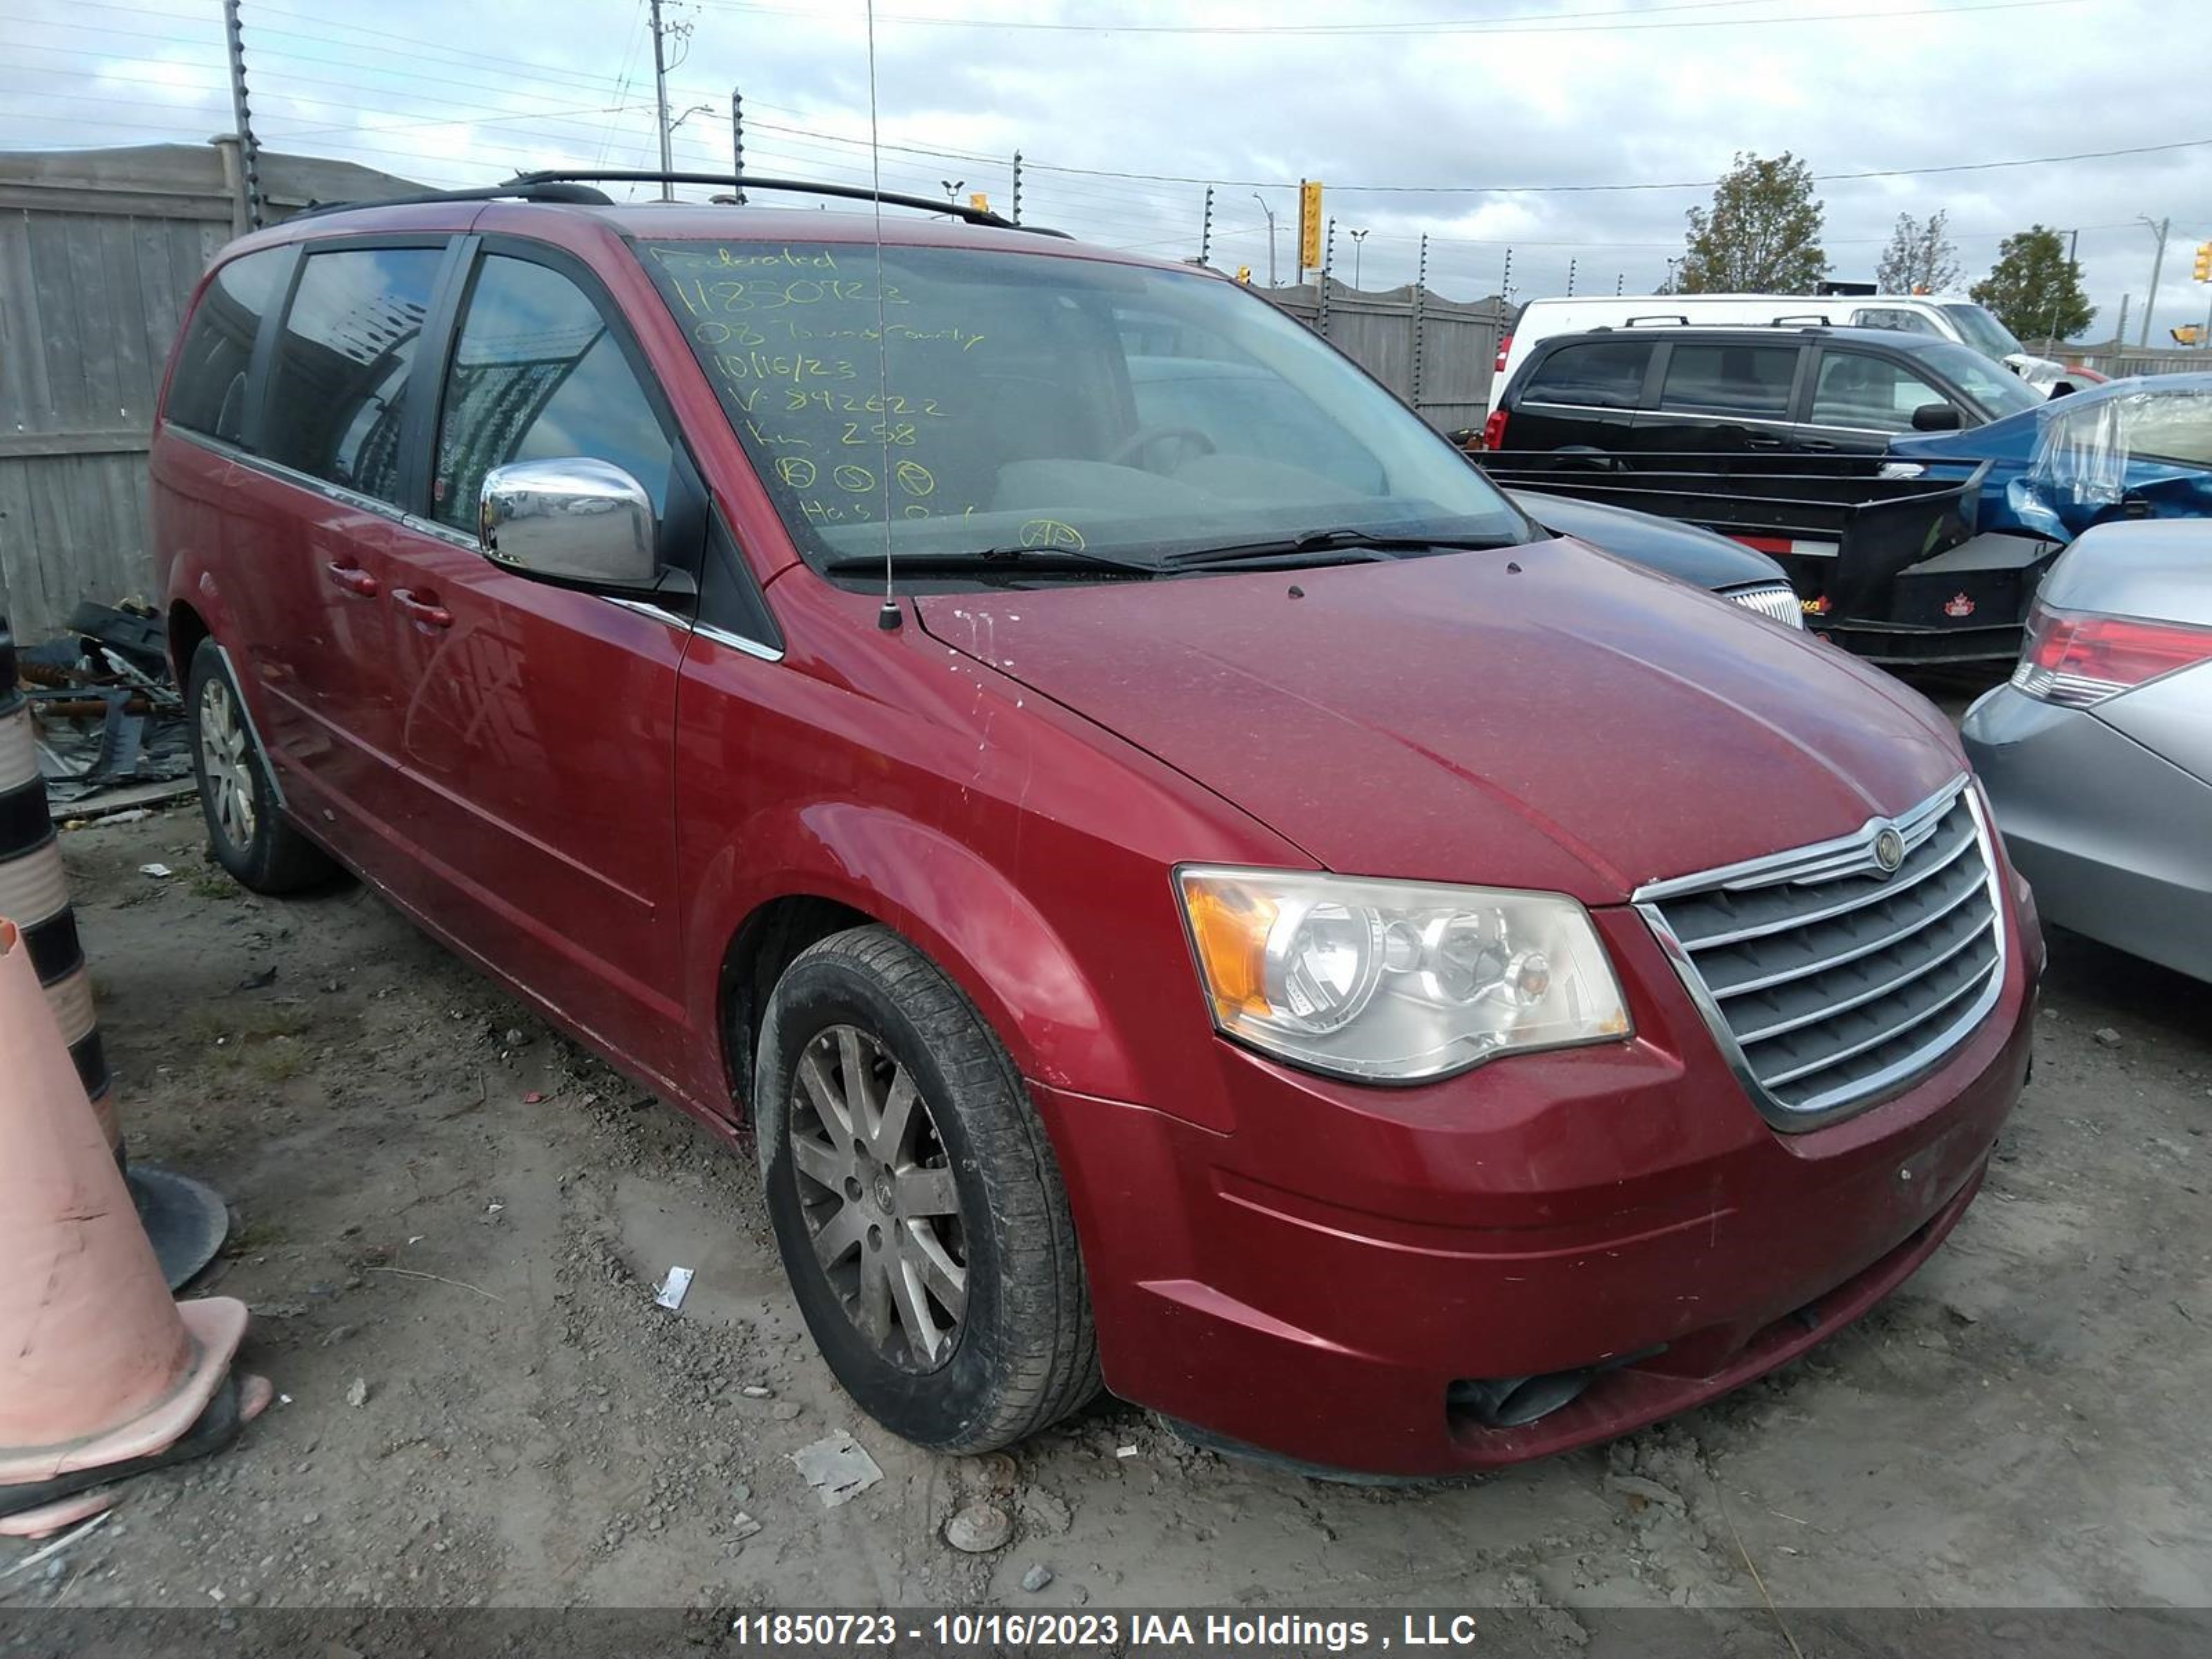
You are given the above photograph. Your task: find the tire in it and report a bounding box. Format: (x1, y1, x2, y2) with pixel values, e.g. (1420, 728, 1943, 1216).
(754, 924, 1100, 1452)
(187, 638, 335, 894)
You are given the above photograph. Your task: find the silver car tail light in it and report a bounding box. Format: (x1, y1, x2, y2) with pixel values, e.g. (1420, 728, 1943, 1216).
(2012, 601, 2212, 708)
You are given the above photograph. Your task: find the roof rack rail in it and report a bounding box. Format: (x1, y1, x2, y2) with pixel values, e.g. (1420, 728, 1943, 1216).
(500, 170, 1071, 236)
(288, 180, 615, 221)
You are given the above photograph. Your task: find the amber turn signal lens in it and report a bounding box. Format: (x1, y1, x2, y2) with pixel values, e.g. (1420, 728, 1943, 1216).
(1180, 874, 1277, 1020)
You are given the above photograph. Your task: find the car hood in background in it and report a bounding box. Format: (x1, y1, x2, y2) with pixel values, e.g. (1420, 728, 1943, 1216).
(915, 538, 1963, 903)
(1507, 489, 1790, 591)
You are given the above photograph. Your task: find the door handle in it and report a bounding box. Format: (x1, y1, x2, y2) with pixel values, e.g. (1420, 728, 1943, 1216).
(1743, 437, 1784, 449)
(1799, 438, 1839, 451)
(325, 560, 379, 598)
(391, 588, 453, 630)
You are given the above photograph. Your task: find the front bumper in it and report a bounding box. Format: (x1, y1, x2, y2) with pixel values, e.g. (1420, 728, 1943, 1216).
(1037, 907, 2034, 1476)
(1963, 684, 2212, 983)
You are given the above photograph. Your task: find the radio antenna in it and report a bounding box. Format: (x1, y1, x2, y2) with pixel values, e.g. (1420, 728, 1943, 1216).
(864, 0, 900, 632)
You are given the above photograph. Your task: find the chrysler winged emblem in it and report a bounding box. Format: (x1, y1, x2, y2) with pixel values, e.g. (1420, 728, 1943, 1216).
(1873, 827, 1906, 874)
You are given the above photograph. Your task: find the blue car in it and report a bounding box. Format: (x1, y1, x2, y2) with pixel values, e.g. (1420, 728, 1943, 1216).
(1889, 372, 2212, 543)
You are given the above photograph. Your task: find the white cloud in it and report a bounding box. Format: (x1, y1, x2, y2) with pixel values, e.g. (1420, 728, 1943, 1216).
(4, 0, 2206, 337)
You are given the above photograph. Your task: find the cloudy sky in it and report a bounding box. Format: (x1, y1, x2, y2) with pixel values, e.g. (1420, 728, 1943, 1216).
(11, 0, 2209, 343)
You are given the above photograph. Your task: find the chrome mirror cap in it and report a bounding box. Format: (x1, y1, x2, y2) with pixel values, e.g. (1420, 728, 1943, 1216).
(478, 458, 657, 590)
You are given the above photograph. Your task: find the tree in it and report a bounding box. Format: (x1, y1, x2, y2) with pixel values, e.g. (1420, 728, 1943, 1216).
(1971, 226, 2094, 344)
(1678, 151, 1827, 294)
(1875, 209, 1961, 294)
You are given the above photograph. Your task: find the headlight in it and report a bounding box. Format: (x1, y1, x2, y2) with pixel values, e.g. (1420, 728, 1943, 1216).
(1177, 867, 1632, 1082)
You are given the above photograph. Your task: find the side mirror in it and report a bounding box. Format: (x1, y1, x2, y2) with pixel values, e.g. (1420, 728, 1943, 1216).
(479, 458, 657, 591)
(1910, 402, 1965, 433)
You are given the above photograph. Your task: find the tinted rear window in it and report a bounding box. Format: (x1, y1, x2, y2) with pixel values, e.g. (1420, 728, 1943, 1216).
(1659, 344, 1798, 418)
(263, 245, 445, 504)
(1521, 341, 1652, 409)
(166, 248, 286, 443)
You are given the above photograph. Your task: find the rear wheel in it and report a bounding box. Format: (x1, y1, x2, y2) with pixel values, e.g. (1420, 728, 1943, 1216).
(187, 639, 335, 894)
(754, 925, 1099, 1452)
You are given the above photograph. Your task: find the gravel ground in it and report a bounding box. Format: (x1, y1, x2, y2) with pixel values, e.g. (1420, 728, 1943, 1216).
(3, 800, 2207, 1640)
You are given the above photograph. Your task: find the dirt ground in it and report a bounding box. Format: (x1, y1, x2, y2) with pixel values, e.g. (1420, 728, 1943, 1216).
(6, 800, 2210, 1634)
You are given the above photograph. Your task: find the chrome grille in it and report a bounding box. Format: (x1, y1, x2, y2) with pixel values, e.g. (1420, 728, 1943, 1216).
(1635, 776, 2005, 1126)
(1727, 583, 1808, 629)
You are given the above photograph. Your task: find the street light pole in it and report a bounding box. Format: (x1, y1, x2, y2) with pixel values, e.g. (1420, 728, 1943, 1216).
(1252, 192, 1277, 287)
(649, 0, 673, 200)
(2139, 215, 2171, 347)
(1348, 227, 1367, 290)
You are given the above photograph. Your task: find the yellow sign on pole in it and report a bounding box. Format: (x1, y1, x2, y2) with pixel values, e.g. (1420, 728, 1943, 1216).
(968, 191, 991, 215)
(1297, 180, 1324, 274)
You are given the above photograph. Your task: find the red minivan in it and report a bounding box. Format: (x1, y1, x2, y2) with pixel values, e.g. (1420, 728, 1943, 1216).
(151, 178, 2039, 1476)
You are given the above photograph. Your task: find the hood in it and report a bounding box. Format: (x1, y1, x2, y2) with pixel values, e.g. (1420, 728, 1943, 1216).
(1508, 489, 1790, 591)
(917, 539, 1965, 903)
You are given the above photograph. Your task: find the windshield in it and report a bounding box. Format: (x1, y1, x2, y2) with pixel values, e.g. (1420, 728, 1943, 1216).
(1909, 337, 2044, 418)
(1938, 303, 2027, 362)
(634, 238, 1528, 580)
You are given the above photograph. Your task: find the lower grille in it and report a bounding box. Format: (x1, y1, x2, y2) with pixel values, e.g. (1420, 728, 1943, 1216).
(1635, 776, 2005, 1125)
(1727, 583, 1807, 629)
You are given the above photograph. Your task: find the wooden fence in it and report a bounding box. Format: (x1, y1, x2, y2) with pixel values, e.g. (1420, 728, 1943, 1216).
(1266, 280, 1511, 435)
(0, 142, 422, 640)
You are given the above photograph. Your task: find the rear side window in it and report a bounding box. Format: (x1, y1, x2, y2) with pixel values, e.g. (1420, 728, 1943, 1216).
(165, 249, 286, 443)
(1659, 344, 1798, 419)
(1809, 351, 1947, 431)
(1521, 341, 1652, 409)
(1851, 307, 1942, 337)
(431, 255, 673, 531)
(262, 246, 445, 504)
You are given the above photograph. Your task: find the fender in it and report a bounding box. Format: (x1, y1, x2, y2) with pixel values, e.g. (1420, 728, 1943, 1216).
(682, 799, 1141, 1109)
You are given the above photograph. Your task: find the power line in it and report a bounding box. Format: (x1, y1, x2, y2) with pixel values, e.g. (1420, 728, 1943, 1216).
(695, 0, 2083, 38)
(1008, 135, 2212, 194)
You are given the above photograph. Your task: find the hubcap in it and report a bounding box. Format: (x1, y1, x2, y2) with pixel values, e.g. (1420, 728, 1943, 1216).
(789, 1024, 968, 1372)
(198, 677, 258, 851)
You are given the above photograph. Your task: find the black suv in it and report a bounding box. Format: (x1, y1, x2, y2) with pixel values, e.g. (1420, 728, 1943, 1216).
(1484, 324, 2045, 460)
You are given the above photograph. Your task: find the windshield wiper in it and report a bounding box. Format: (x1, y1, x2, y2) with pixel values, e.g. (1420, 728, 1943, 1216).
(1161, 527, 1528, 570)
(821, 544, 1161, 579)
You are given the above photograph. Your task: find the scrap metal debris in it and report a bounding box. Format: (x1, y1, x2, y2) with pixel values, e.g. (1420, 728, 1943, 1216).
(17, 603, 193, 814)
(791, 1432, 883, 1508)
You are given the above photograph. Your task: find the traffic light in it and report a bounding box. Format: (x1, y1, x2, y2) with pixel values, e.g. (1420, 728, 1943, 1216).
(1235, 265, 1253, 284)
(2173, 325, 2202, 346)
(968, 192, 991, 215)
(2195, 241, 2212, 282)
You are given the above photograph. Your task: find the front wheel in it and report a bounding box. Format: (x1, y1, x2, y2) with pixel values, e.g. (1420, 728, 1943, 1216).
(754, 925, 1099, 1452)
(187, 639, 335, 894)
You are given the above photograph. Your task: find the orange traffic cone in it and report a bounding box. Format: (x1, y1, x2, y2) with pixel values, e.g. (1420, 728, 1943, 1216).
(0, 917, 271, 1537)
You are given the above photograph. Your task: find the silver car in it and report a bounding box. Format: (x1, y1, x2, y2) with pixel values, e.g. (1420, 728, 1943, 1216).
(1962, 520, 2212, 982)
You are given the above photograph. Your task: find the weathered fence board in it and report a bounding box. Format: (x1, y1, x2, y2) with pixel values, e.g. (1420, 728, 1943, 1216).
(0, 142, 420, 640)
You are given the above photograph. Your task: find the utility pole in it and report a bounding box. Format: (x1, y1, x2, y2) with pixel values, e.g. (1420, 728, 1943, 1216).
(1615, 272, 1624, 297)
(1199, 186, 1213, 265)
(1566, 256, 1577, 298)
(220, 0, 263, 231)
(649, 0, 675, 200)
(2139, 216, 2170, 346)
(1348, 227, 1367, 290)
(729, 87, 745, 203)
(1410, 234, 1430, 409)
(1501, 247, 1512, 301)
(1252, 192, 1277, 287)
(1011, 151, 1023, 224)
(1665, 256, 1678, 294)
(1318, 218, 1336, 336)
(2046, 227, 2081, 354)
(2115, 292, 2130, 352)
